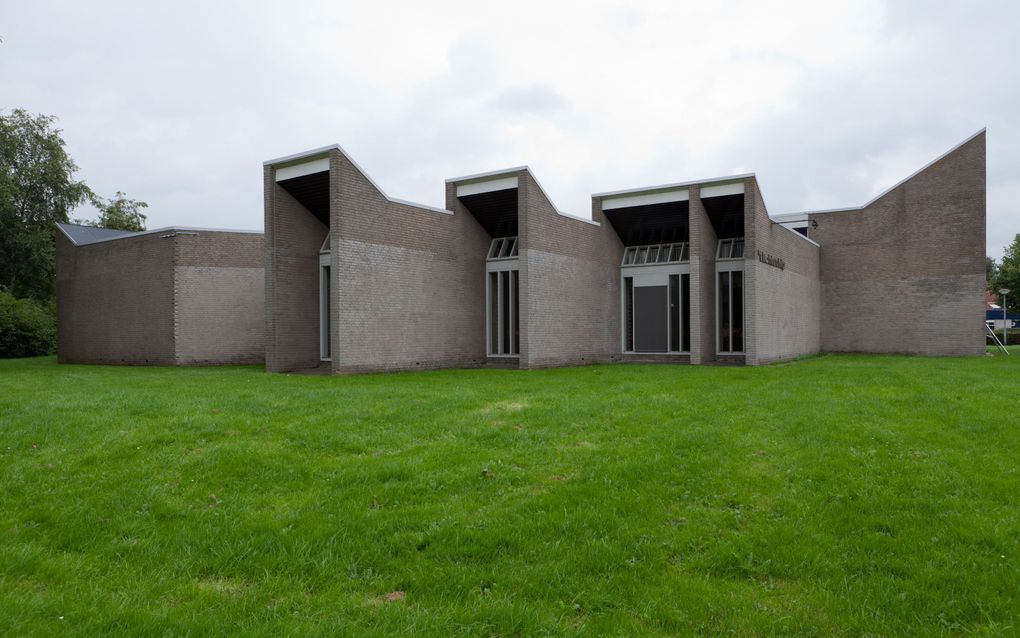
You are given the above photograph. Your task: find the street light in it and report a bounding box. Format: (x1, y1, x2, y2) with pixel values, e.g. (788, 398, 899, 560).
(1000, 288, 1011, 346)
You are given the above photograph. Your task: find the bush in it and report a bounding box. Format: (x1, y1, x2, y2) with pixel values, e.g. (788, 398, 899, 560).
(0, 290, 56, 358)
(987, 329, 1020, 346)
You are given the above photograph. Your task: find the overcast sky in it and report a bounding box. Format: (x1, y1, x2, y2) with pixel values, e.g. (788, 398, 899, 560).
(2, 1, 1017, 257)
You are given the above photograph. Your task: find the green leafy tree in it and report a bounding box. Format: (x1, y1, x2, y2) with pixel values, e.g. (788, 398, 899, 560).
(85, 191, 148, 232)
(0, 109, 94, 300)
(993, 234, 1020, 311)
(987, 256, 998, 290)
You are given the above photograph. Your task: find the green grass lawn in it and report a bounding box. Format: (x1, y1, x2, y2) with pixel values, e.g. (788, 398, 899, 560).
(1, 353, 1018, 636)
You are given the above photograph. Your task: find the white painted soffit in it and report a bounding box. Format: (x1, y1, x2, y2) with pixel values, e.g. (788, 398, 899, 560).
(275, 157, 330, 181)
(602, 188, 689, 210)
(456, 176, 518, 197)
(592, 172, 754, 199)
(264, 143, 451, 215)
(700, 181, 744, 198)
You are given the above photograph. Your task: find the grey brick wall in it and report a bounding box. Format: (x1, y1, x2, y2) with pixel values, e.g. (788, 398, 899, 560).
(330, 149, 490, 373)
(809, 131, 986, 356)
(688, 186, 718, 364)
(744, 178, 821, 365)
(264, 166, 327, 372)
(56, 228, 264, 366)
(56, 231, 176, 365)
(519, 171, 623, 369)
(174, 232, 265, 365)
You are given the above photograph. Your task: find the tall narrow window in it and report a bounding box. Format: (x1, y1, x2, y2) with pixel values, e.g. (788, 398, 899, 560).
(681, 274, 690, 352)
(320, 265, 331, 360)
(500, 270, 511, 354)
(732, 271, 744, 352)
(719, 272, 731, 352)
(669, 274, 680, 352)
(512, 270, 520, 355)
(624, 277, 634, 352)
(717, 270, 744, 354)
(489, 272, 499, 353)
(487, 268, 519, 356)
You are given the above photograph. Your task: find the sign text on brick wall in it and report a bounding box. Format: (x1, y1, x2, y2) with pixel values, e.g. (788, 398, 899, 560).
(757, 250, 785, 271)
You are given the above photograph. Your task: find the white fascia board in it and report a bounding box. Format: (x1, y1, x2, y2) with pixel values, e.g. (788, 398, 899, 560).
(592, 173, 754, 199)
(700, 181, 744, 198)
(445, 166, 528, 184)
(263, 144, 339, 167)
(275, 157, 330, 181)
(265, 143, 452, 215)
(456, 176, 518, 197)
(770, 212, 809, 223)
(602, 188, 689, 210)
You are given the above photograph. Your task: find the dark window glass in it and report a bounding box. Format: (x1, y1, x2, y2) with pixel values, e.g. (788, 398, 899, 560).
(501, 270, 511, 354)
(669, 274, 680, 352)
(512, 270, 520, 355)
(322, 266, 330, 359)
(489, 272, 499, 354)
(624, 277, 634, 351)
(681, 274, 690, 352)
(732, 270, 743, 352)
(719, 272, 730, 352)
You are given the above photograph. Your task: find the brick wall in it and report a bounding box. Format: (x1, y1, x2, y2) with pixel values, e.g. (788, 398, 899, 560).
(56, 231, 176, 365)
(809, 131, 986, 356)
(56, 228, 264, 366)
(331, 149, 490, 373)
(744, 179, 821, 364)
(688, 186, 718, 364)
(264, 166, 327, 372)
(174, 232, 265, 365)
(519, 171, 623, 368)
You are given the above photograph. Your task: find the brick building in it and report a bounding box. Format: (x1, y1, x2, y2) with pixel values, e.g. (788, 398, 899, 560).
(55, 224, 264, 365)
(260, 129, 985, 373)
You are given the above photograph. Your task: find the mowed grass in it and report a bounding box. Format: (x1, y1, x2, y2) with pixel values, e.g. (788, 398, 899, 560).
(1, 353, 1018, 636)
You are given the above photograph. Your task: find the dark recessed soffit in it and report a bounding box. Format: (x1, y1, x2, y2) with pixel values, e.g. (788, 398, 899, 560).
(278, 170, 330, 225)
(604, 201, 690, 245)
(458, 188, 518, 237)
(702, 194, 744, 239)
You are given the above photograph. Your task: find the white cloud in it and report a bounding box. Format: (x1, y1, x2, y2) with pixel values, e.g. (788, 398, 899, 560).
(1, 0, 1016, 256)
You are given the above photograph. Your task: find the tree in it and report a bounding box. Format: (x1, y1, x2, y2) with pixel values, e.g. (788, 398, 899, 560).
(993, 234, 1020, 311)
(84, 191, 148, 232)
(987, 256, 998, 291)
(0, 109, 93, 301)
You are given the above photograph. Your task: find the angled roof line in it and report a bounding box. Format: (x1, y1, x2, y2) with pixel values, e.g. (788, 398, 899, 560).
(57, 222, 261, 247)
(265, 143, 452, 215)
(448, 164, 599, 226)
(592, 173, 755, 199)
(771, 127, 986, 219)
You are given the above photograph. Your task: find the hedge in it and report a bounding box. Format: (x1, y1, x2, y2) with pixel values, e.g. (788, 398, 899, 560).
(987, 329, 1020, 347)
(0, 291, 56, 358)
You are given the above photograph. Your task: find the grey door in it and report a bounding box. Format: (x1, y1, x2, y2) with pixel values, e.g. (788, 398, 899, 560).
(634, 285, 668, 352)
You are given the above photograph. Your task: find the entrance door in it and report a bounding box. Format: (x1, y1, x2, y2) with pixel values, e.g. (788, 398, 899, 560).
(634, 285, 668, 352)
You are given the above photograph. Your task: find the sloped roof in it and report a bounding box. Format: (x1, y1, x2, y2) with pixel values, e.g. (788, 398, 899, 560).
(57, 223, 137, 246)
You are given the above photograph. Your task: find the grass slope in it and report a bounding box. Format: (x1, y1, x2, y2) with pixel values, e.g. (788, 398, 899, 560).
(1, 354, 1018, 636)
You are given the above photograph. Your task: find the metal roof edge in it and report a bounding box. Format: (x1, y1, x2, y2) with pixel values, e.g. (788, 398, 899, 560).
(592, 173, 755, 199)
(57, 223, 263, 247)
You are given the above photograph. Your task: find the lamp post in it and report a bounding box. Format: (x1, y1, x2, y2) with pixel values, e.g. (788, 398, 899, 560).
(1001, 288, 1011, 346)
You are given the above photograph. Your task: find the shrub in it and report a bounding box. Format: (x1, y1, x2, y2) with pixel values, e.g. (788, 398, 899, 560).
(0, 290, 56, 358)
(987, 329, 1020, 346)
